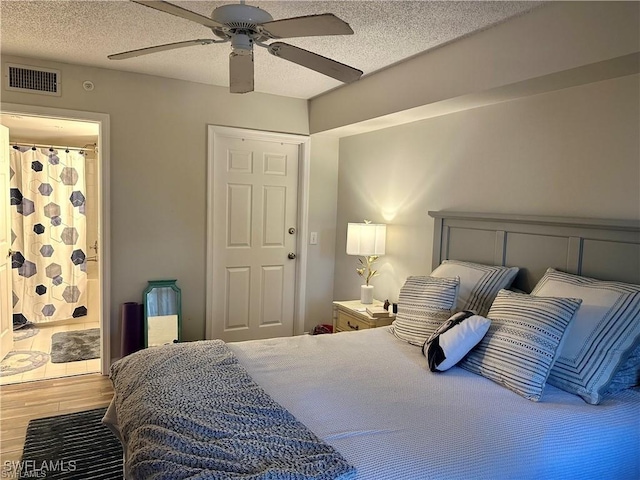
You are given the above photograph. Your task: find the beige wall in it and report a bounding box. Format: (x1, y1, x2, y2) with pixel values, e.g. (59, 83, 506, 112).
(304, 135, 340, 331)
(1, 55, 309, 359)
(333, 74, 640, 303)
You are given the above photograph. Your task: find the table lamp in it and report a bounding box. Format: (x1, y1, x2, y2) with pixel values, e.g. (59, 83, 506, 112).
(346, 221, 386, 304)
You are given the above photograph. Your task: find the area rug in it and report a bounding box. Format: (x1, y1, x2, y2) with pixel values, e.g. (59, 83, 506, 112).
(19, 407, 122, 479)
(0, 351, 49, 377)
(14, 324, 39, 341)
(50, 328, 100, 363)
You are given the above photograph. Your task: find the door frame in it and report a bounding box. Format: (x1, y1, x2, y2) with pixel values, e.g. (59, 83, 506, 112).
(0, 125, 13, 360)
(205, 125, 310, 339)
(1, 102, 111, 375)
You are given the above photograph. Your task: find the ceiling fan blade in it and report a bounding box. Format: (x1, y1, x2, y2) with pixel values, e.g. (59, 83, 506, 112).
(229, 52, 254, 94)
(259, 13, 353, 39)
(131, 1, 225, 30)
(108, 39, 216, 60)
(268, 42, 362, 83)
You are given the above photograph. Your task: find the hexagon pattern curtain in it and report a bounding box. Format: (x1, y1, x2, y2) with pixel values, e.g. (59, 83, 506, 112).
(10, 147, 88, 325)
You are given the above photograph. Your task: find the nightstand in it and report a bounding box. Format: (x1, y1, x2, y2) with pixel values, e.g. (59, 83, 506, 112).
(332, 300, 394, 333)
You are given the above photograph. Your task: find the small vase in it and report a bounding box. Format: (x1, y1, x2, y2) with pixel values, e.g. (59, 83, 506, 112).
(360, 285, 374, 304)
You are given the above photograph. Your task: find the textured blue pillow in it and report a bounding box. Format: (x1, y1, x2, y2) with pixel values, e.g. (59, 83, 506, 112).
(459, 290, 582, 401)
(606, 343, 640, 393)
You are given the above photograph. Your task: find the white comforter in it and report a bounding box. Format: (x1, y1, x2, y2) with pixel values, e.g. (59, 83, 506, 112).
(229, 328, 640, 480)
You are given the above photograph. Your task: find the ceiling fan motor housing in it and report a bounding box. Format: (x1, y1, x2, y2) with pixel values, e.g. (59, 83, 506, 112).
(231, 34, 253, 54)
(211, 4, 273, 42)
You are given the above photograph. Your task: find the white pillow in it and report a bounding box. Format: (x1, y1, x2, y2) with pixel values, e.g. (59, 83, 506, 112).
(390, 276, 459, 346)
(531, 268, 640, 404)
(430, 260, 519, 317)
(422, 311, 491, 372)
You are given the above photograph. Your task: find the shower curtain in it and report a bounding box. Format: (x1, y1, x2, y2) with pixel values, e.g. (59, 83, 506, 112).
(10, 146, 88, 325)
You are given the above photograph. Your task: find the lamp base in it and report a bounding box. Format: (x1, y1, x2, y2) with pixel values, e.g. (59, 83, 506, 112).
(360, 285, 374, 304)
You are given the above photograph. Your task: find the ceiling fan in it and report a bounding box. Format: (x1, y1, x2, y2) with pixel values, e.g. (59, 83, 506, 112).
(108, 0, 363, 94)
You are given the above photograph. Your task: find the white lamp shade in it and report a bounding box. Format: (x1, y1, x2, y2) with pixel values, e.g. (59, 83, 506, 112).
(346, 223, 386, 256)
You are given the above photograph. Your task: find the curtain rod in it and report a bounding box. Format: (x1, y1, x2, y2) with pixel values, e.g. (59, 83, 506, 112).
(11, 142, 97, 152)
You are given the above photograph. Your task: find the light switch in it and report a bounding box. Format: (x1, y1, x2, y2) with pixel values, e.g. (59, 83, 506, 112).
(310, 232, 318, 245)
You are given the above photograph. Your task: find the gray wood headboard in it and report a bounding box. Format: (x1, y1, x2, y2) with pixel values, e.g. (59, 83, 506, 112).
(429, 211, 640, 292)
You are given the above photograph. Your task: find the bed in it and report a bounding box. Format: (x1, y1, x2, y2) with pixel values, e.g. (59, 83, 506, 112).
(104, 211, 640, 480)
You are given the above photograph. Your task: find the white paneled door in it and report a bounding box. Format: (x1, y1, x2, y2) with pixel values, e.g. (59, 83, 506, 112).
(0, 125, 14, 360)
(210, 129, 303, 342)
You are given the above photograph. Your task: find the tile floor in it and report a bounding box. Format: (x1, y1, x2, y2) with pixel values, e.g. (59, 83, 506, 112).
(0, 321, 101, 386)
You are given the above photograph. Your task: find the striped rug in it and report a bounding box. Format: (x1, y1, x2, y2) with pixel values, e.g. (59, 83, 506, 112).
(20, 407, 122, 479)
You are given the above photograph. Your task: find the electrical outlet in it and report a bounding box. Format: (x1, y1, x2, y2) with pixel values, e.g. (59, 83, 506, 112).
(310, 232, 318, 245)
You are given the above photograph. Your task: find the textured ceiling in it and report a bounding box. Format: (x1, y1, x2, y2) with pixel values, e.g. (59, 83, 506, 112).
(0, 1, 542, 99)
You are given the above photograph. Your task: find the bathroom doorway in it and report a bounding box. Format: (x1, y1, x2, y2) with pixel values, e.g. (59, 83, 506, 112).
(0, 105, 110, 384)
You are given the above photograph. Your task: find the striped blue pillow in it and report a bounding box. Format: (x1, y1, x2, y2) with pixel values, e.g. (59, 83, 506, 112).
(459, 289, 582, 401)
(430, 260, 519, 317)
(531, 268, 640, 404)
(391, 276, 459, 346)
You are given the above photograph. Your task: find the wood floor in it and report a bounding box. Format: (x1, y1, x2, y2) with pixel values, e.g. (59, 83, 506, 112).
(0, 373, 113, 470)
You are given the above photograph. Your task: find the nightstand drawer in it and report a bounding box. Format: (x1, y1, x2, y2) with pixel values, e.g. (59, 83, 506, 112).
(336, 311, 370, 332)
(332, 300, 394, 333)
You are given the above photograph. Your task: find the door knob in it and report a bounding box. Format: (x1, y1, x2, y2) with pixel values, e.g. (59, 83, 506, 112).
(288, 227, 296, 234)
(288, 252, 297, 260)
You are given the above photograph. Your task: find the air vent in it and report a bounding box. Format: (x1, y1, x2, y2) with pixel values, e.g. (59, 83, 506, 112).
(5, 63, 61, 96)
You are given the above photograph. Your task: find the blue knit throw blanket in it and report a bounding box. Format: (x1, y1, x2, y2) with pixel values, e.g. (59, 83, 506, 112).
(110, 340, 356, 480)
